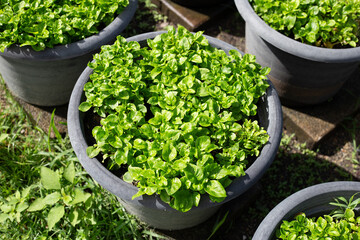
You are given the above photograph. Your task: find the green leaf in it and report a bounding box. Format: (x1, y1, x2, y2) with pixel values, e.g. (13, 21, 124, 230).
(344, 208, 355, 220)
(207, 211, 229, 240)
(171, 190, 194, 212)
(133, 139, 147, 150)
(21, 186, 32, 199)
(71, 188, 91, 205)
(132, 189, 145, 200)
(86, 146, 100, 158)
(0, 204, 12, 213)
(78, 102, 91, 112)
(191, 54, 202, 63)
(43, 192, 61, 206)
(123, 172, 133, 183)
(69, 209, 81, 227)
(63, 161, 75, 183)
(316, 216, 327, 230)
(196, 136, 211, 152)
(0, 213, 9, 223)
(205, 180, 227, 198)
(150, 67, 162, 79)
(162, 142, 177, 162)
(179, 37, 190, 51)
(284, 15, 296, 30)
(16, 202, 29, 213)
(28, 198, 46, 212)
(40, 167, 61, 190)
(166, 178, 182, 195)
(47, 205, 65, 231)
(0, 133, 9, 143)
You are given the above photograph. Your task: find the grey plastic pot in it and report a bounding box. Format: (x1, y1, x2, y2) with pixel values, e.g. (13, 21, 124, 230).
(0, 0, 137, 107)
(172, 0, 224, 8)
(253, 181, 360, 240)
(235, 0, 360, 106)
(67, 31, 283, 230)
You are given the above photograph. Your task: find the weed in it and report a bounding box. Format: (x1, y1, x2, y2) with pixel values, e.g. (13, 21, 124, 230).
(0, 79, 161, 239)
(342, 117, 360, 164)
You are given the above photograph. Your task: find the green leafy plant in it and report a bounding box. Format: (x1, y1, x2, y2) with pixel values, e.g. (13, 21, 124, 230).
(79, 25, 270, 212)
(276, 193, 360, 239)
(250, 0, 360, 48)
(0, 162, 93, 231)
(0, 0, 129, 51)
(0, 88, 162, 239)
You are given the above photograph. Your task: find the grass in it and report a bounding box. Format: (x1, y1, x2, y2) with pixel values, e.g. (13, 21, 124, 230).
(0, 81, 162, 239)
(342, 117, 360, 164)
(0, 2, 169, 238)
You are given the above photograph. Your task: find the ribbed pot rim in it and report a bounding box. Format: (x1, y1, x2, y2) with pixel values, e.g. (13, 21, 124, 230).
(235, 0, 360, 63)
(67, 31, 283, 213)
(0, 0, 137, 61)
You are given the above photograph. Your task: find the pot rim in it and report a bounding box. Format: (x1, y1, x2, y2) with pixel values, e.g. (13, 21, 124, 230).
(0, 0, 137, 61)
(252, 181, 360, 240)
(234, 0, 360, 63)
(68, 31, 283, 212)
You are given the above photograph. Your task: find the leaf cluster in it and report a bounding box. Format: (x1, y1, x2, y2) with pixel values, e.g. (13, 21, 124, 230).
(276, 194, 360, 240)
(0, 91, 160, 239)
(250, 0, 360, 48)
(0, 162, 94, 232)
(79, 25, 270, 212)
(0, 0, 129, 52)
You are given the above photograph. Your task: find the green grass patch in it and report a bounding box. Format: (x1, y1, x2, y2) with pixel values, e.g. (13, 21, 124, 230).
(0, 79, 161, 239)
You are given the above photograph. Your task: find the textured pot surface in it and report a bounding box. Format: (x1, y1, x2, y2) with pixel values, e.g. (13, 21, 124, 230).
(253, 181, 360, 240)
(68, 31, 283, 230)
(0, 0, 137, 106)
(235, 0, 360, 106)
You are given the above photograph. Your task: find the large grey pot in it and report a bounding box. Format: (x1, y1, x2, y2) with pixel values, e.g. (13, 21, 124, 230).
(235, 0, 360, 106)
(67, 31, 283, 230)
(0, 0, 137, 107)
(253, 181, 360, 240)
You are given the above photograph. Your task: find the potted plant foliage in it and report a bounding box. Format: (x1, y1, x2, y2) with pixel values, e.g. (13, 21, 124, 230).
(252, 181, 360, 239)
(235, 0, 360, 106)
(0, 0, 137, 106)
(67, 26, 283, 230)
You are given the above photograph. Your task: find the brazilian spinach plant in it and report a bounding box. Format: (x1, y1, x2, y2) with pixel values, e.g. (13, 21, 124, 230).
(276, 194, 360, 239)
(79, 25, 270, 212)
(250, 0, 360, 48)
(0, 0, 129, 52)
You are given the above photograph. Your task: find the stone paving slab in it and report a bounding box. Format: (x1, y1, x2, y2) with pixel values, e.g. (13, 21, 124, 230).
(151, 0, 233, 31)
(283, 68, 360, 149)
